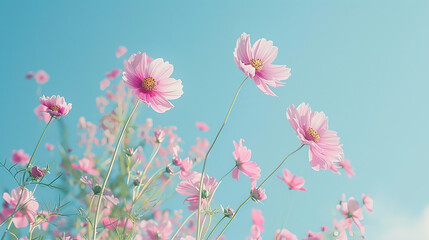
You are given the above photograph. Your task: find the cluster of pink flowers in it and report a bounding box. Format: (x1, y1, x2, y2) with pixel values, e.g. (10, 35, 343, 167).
(0, 33, 371, 240)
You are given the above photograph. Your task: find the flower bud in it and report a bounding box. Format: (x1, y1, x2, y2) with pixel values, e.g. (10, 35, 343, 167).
(133, 178, 141, 186)
(30, 166, 47, 179)
(154, 129, 165, 143)
(165, 166, 173, 175)
(92, 184, 102, 195)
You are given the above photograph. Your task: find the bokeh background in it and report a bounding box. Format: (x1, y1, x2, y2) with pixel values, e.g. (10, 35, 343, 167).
(1, 1, 429, 239)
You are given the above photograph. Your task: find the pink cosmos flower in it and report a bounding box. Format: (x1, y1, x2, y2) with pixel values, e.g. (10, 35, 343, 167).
(72, 158, 99, 175)
(141, 220, 173, 240)
(232, 139, 261, 181)
(100, 79, 110, 90)
(337, 197, 365, 235)
(25, 71, 34, 79)
(34, 105, 51, 123)
(273, 229, 297, 240)
(287, 103, 344, 172)
(277, 169, 306, 191)
(247, 225, 262, 240)
(103, 217, 133, 230)
(45, 143, 54, 151)
(234, 32, 291, 96)
(39, 95, 72, 118)
(195, 122, 210, 131)
(362, 194, 373, 212)
(250, 180, 267, 202)
(2, 187, 39, 228)
(10, 149, 30, 166)
(80, 176, 119, 205)
(30, 166, 47, 179)
(106, 69, 122, 79)
(116, 46, 127, 58)
(339, 159, 355, 178)
(332, 219, 347, 240)
(123, 52, 183, 113)
(321, 226, 329, 232)
(35, 70, 49, 84)
(251, 209, 264, 232)
(37, 211, 57, 230)
(176, 171, 217, 211)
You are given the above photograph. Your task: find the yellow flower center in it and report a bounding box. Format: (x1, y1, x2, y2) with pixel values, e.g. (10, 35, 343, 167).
(142, 77, 156, 91)
(308, 127, 320, 142)
(250, 59, 263, 71)
(51, 105, 59, 111)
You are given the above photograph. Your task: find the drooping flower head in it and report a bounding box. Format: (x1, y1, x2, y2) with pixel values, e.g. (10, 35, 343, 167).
(122, 52, 183, 113)
(30, 166, 47, 179)
(273, 229, 298, 240)
(277, 169, 306, 191)
(1, 187, 39, 228)
(234, 33, 291, 96)
(287, 103, 344, 172)
(176, 171, 217, 211)
(10, 149, 30, 166)
(250, 180, 267, 203)
(337, 197, 365, 235)
(39, 95, 72, 118)
(80, 176, 119, 205)
(232, 139, 261, 181)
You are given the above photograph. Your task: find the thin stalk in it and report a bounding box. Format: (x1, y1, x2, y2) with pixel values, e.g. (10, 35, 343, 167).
(196, 76, 248, 239)
(205, 216, 225, 240)
(170, 211, 196, 240)
(92, 100, 140, 240)
(0, 218, 13, 240)
(275, 193, 297, 240)
(215, 144, 305, 239)
(87, 196, 95, 239)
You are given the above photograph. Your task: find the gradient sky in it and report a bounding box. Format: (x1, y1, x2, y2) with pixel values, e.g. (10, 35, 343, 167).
(1, 1, 429, 239)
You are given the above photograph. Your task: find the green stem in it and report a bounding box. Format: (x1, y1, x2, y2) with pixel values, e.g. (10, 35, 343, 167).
(215, 144, 305, 239)
(170, 211, 196, 240)
(0, 218, 13, 240)
(205, 216, 225, 240)
(275, 193, 297, 240)
(87, 196, 95, 239)
(196, 76, 248, 239)
(92, 100, 140, 240)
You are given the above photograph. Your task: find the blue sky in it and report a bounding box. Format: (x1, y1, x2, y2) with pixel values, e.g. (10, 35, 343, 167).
(1, 0, 429, 239)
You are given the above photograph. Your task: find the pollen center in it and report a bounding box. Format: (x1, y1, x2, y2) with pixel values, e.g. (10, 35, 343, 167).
(250, 59, 263, 71)
(308, 127, 320, 142)
(51, 105, 59, 111)
(142, 77, 156, 91)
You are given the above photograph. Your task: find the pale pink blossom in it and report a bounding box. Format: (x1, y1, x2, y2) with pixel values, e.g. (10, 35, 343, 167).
(321, 226, 329, 232)
(176, 171, 217, 211)
(232, 139, 261, 181)
(337, 197, 365, 235)
(37, 211, 57, 230)
(332, 219, 347, 240)
(106, 69, 122, 79)
(123, 52, 183, 113)
(362, 194, 373, 212)
(34, 105, 51, 123)
(103, 217, 133, 230)
(1, 187, 39, 228)
(287, 103, 344, 172)
(251, 209, 264, 232)
(141, 219, 173, 240)
(247, 225, 261, 240)
(273, 229, 297, 240)
(39, 95, 72, 117)
(100, 78, 110, 90)
(45, 143, 54, 151)
(195, 122, 210, 131)
(339, 159, 355, 178)
(189, 137, 209, 161)
(10, 149, 30, 166)
(180, 236, 195, 240)
(116, 46, 127, 58)
(35, 70, 49, 84)
(250, 181, 267, 202)
(234, 32, 291, 96)
(72, 158, 100, 175)
(277, 169, 306, 191)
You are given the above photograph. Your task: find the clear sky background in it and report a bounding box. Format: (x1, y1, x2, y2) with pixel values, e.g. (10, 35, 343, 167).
(1, 1, 429, 239)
